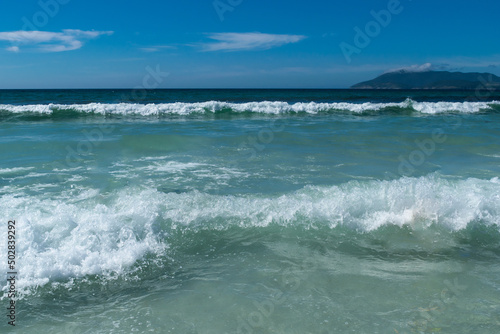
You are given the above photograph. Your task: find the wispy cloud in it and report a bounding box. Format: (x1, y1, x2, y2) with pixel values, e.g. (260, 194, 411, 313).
(200, 32, 306, 52)
(0, 30, 113, 52)
(385, 60, 500, 74)
(139, 45, 176, 53)
(6, 46, 19, 52)
(429, 55, 500, 70)
(384, 62, 450, 73)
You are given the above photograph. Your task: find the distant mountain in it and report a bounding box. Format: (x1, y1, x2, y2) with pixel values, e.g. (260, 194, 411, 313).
(351, 70, 500, 90)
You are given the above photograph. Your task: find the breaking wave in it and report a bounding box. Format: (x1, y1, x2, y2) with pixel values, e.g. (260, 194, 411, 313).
(0, 99, 499, 118)
(1, 174, 499, 296)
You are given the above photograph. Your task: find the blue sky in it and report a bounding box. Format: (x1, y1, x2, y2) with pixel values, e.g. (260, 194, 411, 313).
(0, 0, 499, 88)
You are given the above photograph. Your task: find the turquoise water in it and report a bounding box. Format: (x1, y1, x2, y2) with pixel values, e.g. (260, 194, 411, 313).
(1, 90, 500, 333)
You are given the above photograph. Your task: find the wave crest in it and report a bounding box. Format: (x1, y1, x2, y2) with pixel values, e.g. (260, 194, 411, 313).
(1, 99, 498, 117)
(1, 174, 499, 296)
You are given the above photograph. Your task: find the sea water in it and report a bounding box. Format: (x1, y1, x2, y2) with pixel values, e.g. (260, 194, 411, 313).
(1, 89, 500, 333)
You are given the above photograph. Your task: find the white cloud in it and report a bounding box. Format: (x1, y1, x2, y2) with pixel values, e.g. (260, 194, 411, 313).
(6, 46, 19, 52)
(139, 47, 159, 53)
(0, 30, 113, 52)
(385, 62, 459, 73)
(429, 55, 500, 70)
(139, 45, 176, 53)
(386, 63, 435, 73)
(200, 32, 306, 52)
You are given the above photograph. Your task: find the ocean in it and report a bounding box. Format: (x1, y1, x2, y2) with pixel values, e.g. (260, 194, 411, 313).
(1, 89, 500, 333)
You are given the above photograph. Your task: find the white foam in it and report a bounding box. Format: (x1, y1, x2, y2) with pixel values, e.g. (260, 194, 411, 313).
(1, 99, 498, 115)
(142, 161, 205, 173)
(1, 174, 499, 296)
(110, 159, 250, 183)
(412, 101, 496, 114)
(0, 189, 167, 297)
(157, 175, 500, 231)
(0, 167, 34, 174)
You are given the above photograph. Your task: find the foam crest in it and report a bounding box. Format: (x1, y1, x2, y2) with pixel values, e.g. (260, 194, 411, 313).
(0, 167, 34, 174)
(1, 99, 498, 116)
(1, 174, 499, 296)
(412, 100, 496, 114)
(159, 175, 500, 231)
(0, 189, 166, 296)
